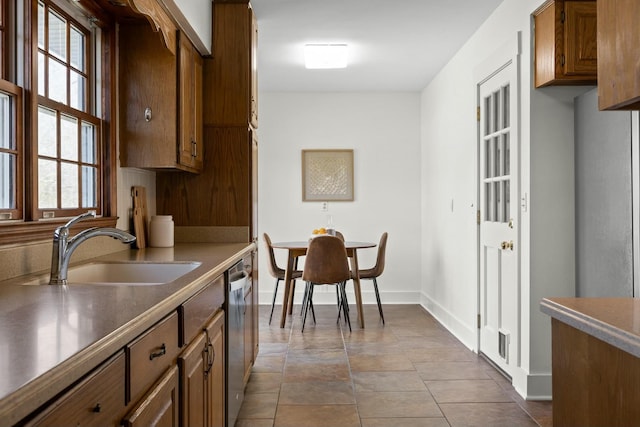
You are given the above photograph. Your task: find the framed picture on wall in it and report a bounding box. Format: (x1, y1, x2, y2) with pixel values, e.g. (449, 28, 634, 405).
(302, 149, 354, 201)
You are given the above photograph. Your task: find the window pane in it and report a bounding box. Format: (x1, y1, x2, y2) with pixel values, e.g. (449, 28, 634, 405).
(48, 10, 66, 61)
(70, 70, 85, 111)
(0, 92, 11, 149)
(0, 152, 15, 209)
(38, 52, 45, 96)
(82, 166, 96, 208)
(81, 121, 96, 164)
(70, 25, 84, 71)
(48, 58, 66, 104)
(38, 2, 45, 49)
(60, 114, 78, 161)
(38, 159, 57, 208)
(38, 106, 57, 157)
(61, 162, 78, 208)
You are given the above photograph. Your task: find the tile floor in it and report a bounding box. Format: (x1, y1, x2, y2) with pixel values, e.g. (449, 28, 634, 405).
(236, 304, 552, 427)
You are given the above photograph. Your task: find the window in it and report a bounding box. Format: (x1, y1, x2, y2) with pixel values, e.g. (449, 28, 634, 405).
(0, 0, 116, 243)
(37, 0, 100, 217)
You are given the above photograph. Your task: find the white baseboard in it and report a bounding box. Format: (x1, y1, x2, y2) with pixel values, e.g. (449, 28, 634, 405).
(419, 292, 476, 351)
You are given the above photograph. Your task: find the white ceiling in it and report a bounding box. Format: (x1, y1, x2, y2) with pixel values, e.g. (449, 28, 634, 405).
(250, 0, 504, 92)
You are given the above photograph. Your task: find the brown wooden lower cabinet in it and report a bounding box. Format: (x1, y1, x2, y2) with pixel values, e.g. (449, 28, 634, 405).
(179, 310, 225, 427)
(551, 318, 640, 426)
(122, 365, 180, 427)
(23, 351, 126, 427)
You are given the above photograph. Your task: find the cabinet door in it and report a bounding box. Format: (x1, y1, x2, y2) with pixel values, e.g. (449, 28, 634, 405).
(179, 333, 207, 427)
(179, 34, 204, 171)
(205, 311, 225, 427)
(122, 366, 179, 427)
(24, 351, 125, 427)
(597, 0, 640, 110)
(250, 6, 258, 129)
(533, 0, 597, 87)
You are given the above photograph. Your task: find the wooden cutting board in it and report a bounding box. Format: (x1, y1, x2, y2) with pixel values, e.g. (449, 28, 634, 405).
(132, 186, 148, 249)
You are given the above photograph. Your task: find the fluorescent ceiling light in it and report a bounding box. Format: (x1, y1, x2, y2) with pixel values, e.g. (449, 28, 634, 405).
(304, 44, 348, 69)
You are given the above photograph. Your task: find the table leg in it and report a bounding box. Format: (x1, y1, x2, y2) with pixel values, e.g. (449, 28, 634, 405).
(349, 249, 365, 328)
(280, 251, 296, 328)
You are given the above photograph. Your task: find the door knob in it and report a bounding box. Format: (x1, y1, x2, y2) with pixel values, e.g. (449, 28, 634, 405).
(501, 240, 514, 250)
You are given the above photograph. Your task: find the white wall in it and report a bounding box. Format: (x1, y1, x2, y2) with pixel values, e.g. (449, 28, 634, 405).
(257, 92, 422, 306)
(420, 0, 577, 399)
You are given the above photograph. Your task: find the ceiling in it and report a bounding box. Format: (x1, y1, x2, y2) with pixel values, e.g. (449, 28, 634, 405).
(250, 0, 504, 92)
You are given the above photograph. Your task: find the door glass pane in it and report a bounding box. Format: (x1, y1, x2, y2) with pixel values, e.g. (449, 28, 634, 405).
(485, 138, 492, 179)
(60, 114, 78, 161)
(484, 96, 491, 136)
(38, 159, 57, 208)
(494, 136, 500, 177)
(502, 85, 510, 129)
(503, 133, 510, 175)
(494, 181, 501, 222)
(81, 121, 96, 164)
(492, 92, 499, 134)
(485, 182, 492, 222)
(503, 180, 510, 223)
(0, 153, 15, 209)
(48, 58, 66, 104)
(61, 162, 78, 208)
(82, 165, 96, 208)
(48, 10, 66, 61)
(38, 106, 57, 157)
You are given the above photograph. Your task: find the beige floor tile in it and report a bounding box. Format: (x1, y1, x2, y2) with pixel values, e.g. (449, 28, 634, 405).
(278, 380, 355, 405)
(361, 418, 451, 427)
(356, 391, 443, 418)
(237, 393, 279, 419)
(352, 371, 427, 392)
(251, 355, 285, 373)
(426, 379, 513, 403)
(415, 361, 491, 380)
(245, 372, 283, 394)
(404, 347, 477, 363)
(439, 402, 540, 426)
(283, 362, 351, 382)
(274, 404, 360, 427)
(235, 419, 274, 427)
(349, 352, 415, 372)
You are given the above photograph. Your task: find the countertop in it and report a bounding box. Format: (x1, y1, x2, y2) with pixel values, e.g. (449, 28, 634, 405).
(540, 297, 640, 358)
(0, 242, 254, 425)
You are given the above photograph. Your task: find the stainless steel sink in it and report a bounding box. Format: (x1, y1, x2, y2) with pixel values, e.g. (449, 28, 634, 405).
(22, 261, 202, 286)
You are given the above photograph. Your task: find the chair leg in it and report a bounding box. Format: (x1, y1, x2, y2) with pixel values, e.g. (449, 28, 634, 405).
(340, 282, 351, 332)
(302, 282, 316, 332)
(268, 278, 281, 325)
(373, 278, 385, 325)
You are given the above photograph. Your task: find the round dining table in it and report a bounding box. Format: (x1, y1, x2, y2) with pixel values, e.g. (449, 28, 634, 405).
(271, 240, 376, 329)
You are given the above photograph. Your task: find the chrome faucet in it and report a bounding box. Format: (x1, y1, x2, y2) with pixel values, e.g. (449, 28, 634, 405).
(49, 212, 136, 285)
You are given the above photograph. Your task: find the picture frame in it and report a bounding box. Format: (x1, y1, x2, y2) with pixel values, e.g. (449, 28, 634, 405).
(302, 149, 354, 201)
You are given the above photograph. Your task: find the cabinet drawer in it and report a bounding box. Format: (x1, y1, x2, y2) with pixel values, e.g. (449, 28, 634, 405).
(24, 351, 125, 427)
(127, 311, 179, 405)
(180, 275, 224, 346)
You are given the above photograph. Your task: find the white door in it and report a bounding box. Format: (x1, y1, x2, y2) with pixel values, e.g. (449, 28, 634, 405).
(478, 58, 519, 375)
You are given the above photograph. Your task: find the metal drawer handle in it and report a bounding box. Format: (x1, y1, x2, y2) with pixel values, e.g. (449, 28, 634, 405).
(149, 343, 167, 360)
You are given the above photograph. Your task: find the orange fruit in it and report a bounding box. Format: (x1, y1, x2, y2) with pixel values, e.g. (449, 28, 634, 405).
(319, 227, 326, 234)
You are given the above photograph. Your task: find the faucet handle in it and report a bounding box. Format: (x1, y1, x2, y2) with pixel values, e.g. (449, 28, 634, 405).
(61, 211, 96, 231)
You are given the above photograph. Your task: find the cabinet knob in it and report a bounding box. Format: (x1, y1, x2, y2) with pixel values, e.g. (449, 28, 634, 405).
(149, 343, 167, 360)
(144, 107, 152, 122)
(92, 403, 101, 413)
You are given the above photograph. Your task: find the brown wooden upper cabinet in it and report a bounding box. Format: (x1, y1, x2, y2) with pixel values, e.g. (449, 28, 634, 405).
(533, 0, 597, 88)
(597, 0, 640, 110)
(119, 24, 204, 173)
(206, 1, 258, 128)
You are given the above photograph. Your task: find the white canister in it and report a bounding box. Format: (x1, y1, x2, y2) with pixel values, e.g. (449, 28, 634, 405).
(148, 215, 174, 247)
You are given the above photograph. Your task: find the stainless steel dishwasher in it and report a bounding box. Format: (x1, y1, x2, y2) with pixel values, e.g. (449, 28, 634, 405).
(226, 260, 248, 427)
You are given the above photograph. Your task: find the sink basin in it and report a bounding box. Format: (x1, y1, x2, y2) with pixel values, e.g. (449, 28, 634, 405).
(22, 261, 202, 286)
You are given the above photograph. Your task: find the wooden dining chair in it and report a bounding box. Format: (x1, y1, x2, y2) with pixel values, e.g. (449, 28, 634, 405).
(357, 232, 388, 324)
(301, 235, 352, 332)
(264, 233, 303, 325)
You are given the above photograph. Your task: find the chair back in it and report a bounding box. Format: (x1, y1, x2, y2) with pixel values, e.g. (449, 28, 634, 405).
(263, 233, 282, 278)
(302, 235, 351, 284)
(371, 232, 388, 276)
(335, 231, 345, 241)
